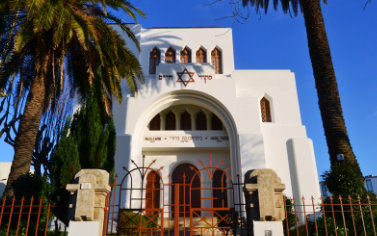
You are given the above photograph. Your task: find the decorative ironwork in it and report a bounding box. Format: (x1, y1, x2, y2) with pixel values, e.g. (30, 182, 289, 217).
(104, 155, 247, 235)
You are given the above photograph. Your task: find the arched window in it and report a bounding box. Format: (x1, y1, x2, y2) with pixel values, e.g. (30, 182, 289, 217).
(165, 47, 176, 63)
(180, 111, 191, 130)
(145, 171, 161, 214)
(196, 111, 207, 130)
(149, 114, 161, 130)
(211, 47, 222, 74)
(180, 47, 191, 63)
(211, 114, 222, 130)
(172, 164, 200, 217)
(196, 47, 207, 63)
(212, 170, 228, 208)
(149, 47, 160, 74)
(165, 111, 176, 130)
(260, 97, 272, 122)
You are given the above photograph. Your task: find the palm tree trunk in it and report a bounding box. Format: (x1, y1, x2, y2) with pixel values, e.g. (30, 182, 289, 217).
(3, 54, 48, 198)
(300, 0, 362, 174)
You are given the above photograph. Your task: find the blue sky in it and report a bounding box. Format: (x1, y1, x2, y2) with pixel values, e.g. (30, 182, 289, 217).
(1, 0, 376, 179)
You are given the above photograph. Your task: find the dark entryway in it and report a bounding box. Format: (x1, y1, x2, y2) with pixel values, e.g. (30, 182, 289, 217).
(172, 163, 201, 217)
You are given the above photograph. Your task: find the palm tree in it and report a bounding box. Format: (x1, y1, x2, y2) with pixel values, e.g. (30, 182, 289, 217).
(0, 0, 144, 197)
(241, 0, 364, 195)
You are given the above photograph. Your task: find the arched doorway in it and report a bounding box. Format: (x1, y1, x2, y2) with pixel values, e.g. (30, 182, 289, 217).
(172, 163, 200, 217)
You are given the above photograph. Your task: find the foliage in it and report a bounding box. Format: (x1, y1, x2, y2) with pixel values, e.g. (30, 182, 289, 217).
(49, 82, 116, 224)
(0, 0, 144, 197)
(70, 82, 116, 176)
(323, 163, 365, 197)
(117, 210, 159, 235)
(11, 173, 49, 200)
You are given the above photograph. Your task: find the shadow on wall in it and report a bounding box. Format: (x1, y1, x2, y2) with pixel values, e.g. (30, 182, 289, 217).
(0, 182, 6, 197)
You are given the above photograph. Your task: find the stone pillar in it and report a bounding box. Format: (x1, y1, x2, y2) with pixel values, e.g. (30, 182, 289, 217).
(66, 169, 111, 236)
(244, 169, 285, 236)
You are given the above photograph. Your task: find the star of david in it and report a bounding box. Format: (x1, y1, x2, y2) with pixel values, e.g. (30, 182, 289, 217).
(176, 68, 195, 87)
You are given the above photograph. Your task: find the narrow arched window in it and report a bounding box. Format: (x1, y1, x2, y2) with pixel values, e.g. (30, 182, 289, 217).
(211, 114, 222, 130)
(196, 47, 207, 63)
(260, 97, 272, 122)
(180, 47, 191, 63)
(196, 111, 207, 130)
(165, 47, 176, 63)
(145, 171, 161, 214)
(149, 47, 160, 74)
(180, 111, 191, 130)
(211, 47, 222, 74)
(149, 114, 160, 130)
(165, 111, 176, 130)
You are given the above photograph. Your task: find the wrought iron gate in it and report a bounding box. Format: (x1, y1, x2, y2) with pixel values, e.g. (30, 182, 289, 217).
(104, 155, 247, 235)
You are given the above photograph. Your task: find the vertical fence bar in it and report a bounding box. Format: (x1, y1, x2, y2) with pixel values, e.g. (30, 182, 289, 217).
(330, 197, 338, 236)
(367, 195, 376, 236)
(339, 196, 348, 236)
(183, 174, 186, 236)
(15, 196, 25, 236)
(0, 197, 6, 228)
(110, 174, 117, 235)
(25, 196, 34, 236)
(311, 196, 318, 236)
(292, 197, 299, 236)
(6, 197, 16, 236)
(357, 195, 367, 236)
(320, 196, 328, 236)
(284, 197, 290, 236)
(174, 184, 179, 236)
(44, 202, 51, 236)
(34, 197, 43, 236)
(348, 195, 357, 236)
(302, 197, 309, 236)
(103, 192, 110, 236)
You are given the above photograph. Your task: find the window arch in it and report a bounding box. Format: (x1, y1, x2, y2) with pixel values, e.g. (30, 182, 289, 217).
(211, 114, 222, 130)
(211, 47, 222, 74)
(180, 111, 191, 130)
(145, 171, 161, 213)
(165, 111, 176, 130)
(180, 47, 191, 63)
(149, 47, 160, 74)
(149, 114, 161, 130)
(260, 97, 272, 122)
(196, 111, 207, 130)
(165, 47, 176, 63)
(196, 47, 207, 63)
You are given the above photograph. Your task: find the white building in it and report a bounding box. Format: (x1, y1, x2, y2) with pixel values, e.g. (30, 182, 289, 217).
(365, 175, 377, 194)
(0, 162, 12, 196)
(112, 25, 321, 211)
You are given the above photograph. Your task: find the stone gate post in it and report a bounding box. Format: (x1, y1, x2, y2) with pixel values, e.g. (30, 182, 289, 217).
(244, 169, 286, 236)
(66, 169, 111, 236)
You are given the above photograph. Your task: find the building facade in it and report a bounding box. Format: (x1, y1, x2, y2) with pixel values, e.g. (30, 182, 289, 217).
(112, 25, 321, 209)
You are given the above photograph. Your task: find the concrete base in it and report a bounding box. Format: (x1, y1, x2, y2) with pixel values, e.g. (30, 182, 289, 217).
(253, 221, 284, 236)
(68, 221, 100, 236)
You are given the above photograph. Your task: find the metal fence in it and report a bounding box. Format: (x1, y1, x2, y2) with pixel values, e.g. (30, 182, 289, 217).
(284, 195, 377, 236)
(0, 196, 67, 236)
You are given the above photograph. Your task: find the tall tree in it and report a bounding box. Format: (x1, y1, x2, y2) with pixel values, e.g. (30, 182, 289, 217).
(240, 0, 364, 196)
(0, 0, 144, 197)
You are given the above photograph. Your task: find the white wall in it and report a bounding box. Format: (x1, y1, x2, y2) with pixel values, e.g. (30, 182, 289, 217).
(0, 162, 12, 196)
(112, 25, 321, 204)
